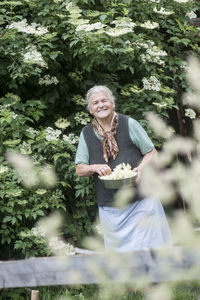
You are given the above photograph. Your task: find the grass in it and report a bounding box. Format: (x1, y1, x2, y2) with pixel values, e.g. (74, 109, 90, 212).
(1, 281, 200, 299)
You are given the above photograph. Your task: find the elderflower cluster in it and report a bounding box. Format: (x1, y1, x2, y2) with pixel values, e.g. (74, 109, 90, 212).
(20, 141, 32, 155)
(76, 22, 105, 32)
(185, 108, 196, 119)
(141, 46, 167, 66)
(63, 133, 79, 144)
(35, 189, 47, 195)
(7, 19, 48, 35)
(55, 118, 71, 129)
(140, 21, 159, 30)
(106, 27, 133, 37)
(142, 76, 161, 91)
(153, 7, 174, 15)
(74, 112, 90, 125)
(31, 226, 46, 238)
(26, 127, 38, 136)
(72, 95, 86, 106)
(0, 166, 9, 174)
(100, 163, 137, 180)
(144, 0, 160, 2)
(173, 0, 190, 2)
(12, 113, 18, 119)
(45, 127, 61, 141)
(111, 19, 136, 29)
(186, 11, 197, 19)
(38, 75, 59, 86)
(48, 236, 75, 255)
(106, 18, 136, 37)
(23, 46, 47, 68)
(133, 40, 155, 50)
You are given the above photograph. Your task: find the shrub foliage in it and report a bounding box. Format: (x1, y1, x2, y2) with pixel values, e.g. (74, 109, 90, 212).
(0, 0, 199, 258)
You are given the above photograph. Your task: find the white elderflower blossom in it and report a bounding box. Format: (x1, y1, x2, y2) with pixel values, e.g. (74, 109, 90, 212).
(140, 21, 159, 29)
(55, 118, 70, 129)
(106, 27, 133, 37)
(144, 0, 160, 2)
(133, 40, 155, 49)
(76, 22, 105, 32)
(48, 236, 75, 256)
(100, 163, 137, 180)
(31, 226, 46, 238)
(72, 95, 86, 106)
(12, 113, 18, 119)
(45, 127, 61, 141)
(111, 19, 136, 29)
(36, 189, 47, 195)
(23, 45, 47, 68)
(153, 7, 174, 15)
(38, 75, 59, 86)
(63, 133, 79, 144)
(0, 166, 9, 174)
(186, 11, 197, 19)
(173, 0, 190, 2)
(142, 76, 161, 91)
(185, 108, 196, 119)
(7, 19, 48, 35)
(26, 127, 38, 136)
(20, 141, 32, 155)
(74, 112, 90, 125)
(141, 46, 167, 66)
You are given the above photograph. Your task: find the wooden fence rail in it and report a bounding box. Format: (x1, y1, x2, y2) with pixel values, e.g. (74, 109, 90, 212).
(1, 246, 200, 289)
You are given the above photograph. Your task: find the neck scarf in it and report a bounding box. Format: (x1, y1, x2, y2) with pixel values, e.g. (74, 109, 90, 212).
(92, 112, 119, 162)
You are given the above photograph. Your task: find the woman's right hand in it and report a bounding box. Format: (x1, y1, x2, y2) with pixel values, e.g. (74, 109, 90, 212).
(91, 164, 112, 177)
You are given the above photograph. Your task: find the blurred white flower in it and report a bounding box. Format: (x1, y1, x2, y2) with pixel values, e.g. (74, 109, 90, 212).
(0, 166, 9, 174)
(186, 11, 197, 19)
(185, 108, 196, 119)
(20, 141, 32, 155)
(40, 166, 58, 187)
(12, 113, 18, 119)
(173, 0, 190, 2)
(36, 189, 47, 195)
(26, 127, 38, 136)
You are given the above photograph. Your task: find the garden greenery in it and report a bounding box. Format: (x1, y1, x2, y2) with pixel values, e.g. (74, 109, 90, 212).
(0, 0, 200, 260)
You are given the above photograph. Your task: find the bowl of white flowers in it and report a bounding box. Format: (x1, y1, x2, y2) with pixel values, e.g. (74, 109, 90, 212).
(99, 163, 137, 189)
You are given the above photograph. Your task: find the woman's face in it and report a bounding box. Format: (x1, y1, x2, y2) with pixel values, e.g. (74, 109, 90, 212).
(89, 91, 115, 121)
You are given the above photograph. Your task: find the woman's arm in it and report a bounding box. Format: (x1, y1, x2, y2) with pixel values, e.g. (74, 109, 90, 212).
(133, 147, 157, 183)
(76, 163, 112, 177)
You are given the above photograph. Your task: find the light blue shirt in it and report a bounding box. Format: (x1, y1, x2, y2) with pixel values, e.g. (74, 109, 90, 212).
(75, 117, 154, 164)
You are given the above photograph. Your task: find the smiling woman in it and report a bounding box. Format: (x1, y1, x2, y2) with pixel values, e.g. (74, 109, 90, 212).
(75, 85, 172, 252)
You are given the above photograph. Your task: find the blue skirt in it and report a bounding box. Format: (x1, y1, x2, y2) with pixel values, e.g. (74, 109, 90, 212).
(99, 197, 172, 252)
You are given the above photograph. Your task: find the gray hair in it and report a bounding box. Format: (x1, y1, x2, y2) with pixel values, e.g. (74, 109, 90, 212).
(86, 85, 115, 111)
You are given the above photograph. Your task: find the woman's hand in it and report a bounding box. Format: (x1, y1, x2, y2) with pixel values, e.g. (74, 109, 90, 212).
(132, 167, 141, 184)
(91, 164, 112, 177)
(76, 163, 112, 177)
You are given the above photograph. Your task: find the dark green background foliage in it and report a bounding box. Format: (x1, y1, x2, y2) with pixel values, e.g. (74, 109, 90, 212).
(0, 0, 200, 259)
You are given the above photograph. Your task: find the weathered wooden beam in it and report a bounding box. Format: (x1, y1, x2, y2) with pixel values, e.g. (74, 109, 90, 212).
(0, 246, 200, 289)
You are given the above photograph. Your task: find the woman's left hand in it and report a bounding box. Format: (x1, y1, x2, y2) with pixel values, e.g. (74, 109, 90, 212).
(132, 166, 141, 184)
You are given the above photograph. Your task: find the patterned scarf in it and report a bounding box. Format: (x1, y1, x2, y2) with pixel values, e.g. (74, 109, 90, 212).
(92, 112, 119, 162)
